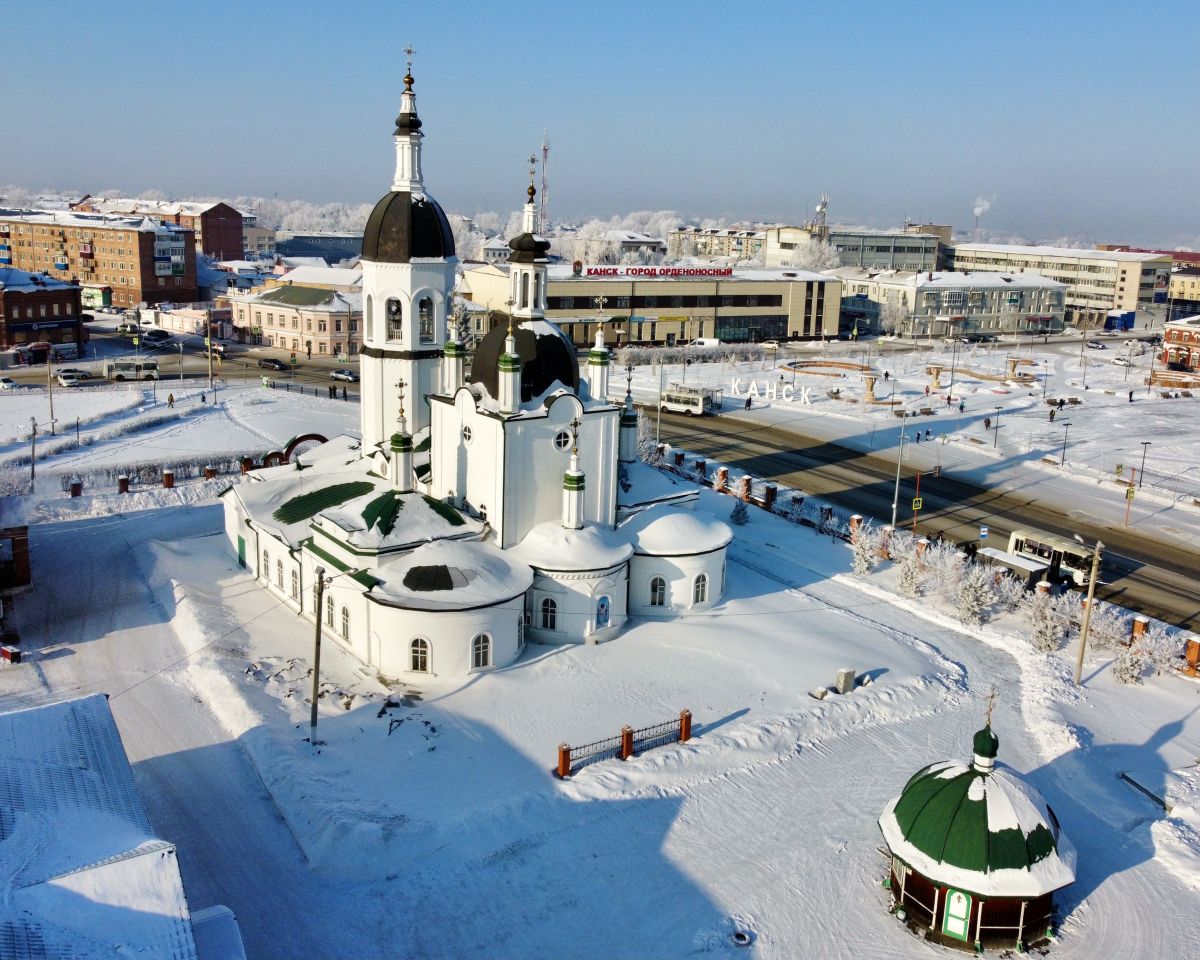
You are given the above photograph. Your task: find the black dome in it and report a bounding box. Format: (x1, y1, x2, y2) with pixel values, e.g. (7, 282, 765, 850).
(508, 231, 551, 264)
(471, 320, 579, 404)
(361, 191, 455, 264)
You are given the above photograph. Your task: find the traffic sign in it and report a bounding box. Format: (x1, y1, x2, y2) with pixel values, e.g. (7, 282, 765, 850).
(912, 497, 923, 511)
(980, 525, 989, 539)
(1125, 486, 1135, 500)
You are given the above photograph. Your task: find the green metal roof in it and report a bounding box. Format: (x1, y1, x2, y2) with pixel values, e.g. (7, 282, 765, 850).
(272, 481, 374, 524)
(256, 285, 340, 307)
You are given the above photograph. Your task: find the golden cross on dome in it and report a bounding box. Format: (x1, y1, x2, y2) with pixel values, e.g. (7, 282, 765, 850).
(404, 44, 415, 74)
(625, 362, 634, 396)
(395, 378, 406, 420)
(570, 415, 582, 454)
(528, 153, 537, 184)
(504, 298, 516, 337)
(984, 687, 997, 727)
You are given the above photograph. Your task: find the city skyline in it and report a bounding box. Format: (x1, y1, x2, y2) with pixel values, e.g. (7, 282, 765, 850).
(2, 0, 1197, 247)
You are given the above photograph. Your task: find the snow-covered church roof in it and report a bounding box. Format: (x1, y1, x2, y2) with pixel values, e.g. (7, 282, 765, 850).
(370, 539, 533, 611)
(619, 504, 733, 557)
(878, 726, 1077, 899)
(509, 521, 634, 572)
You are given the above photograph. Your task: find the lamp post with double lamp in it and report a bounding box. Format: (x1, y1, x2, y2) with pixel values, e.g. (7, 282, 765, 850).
(1139, 441, 1151, 489)
(1059, 421, 1071, 466)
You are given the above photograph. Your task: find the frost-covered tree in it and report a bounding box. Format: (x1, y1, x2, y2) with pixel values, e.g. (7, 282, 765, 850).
(920, 541, 966, 605)
(880, 299, 910, 336)
(1024, 591, 1061, 652)
(787, 235, 842, 271)
(729, 499, 749, 526)
(1081, 602, 1131, 652)
(1141, 623, 1181, 676)
(636, 415, 661, 464)
(898, 555, 922, 596)
(1112, 644, 1148, 685)
(955, 563, 994, 626)
(991, 572, 1027, 615)
(851, 525, 878, 577)
(448, 216, 485, 261)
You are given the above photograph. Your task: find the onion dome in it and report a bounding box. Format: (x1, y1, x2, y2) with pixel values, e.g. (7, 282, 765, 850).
(507, 183, 551, 264)
(394, 71, 422, 133)
(361, 192, 455, 264)
(470, 319, 579, 403)
(878, 726, 1076, 898)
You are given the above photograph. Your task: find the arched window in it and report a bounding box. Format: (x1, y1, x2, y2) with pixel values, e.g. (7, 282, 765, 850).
(261, 549, 269, 579)
(693, 573, 708, 605)
(311, 584, 319, 613)
(418, 296, 434, 343)
(411, 638, 429, 672)
(326, 594, 335, 627)
(386, 298, 403, 340)
(340, 605, 349, 639)
(276, 559, 284, 588)
(649, 576, 667, 607)
(520, 272, 529, 309)
(533, 274, 541, 310)
(540, 597, 557, 630)
(291, 569, 299, 600)
(471, 634, 491, 669)
(365, 295, 373, 340)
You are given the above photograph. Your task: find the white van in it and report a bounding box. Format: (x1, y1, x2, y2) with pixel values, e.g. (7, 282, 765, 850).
(689, 338, 722, 348)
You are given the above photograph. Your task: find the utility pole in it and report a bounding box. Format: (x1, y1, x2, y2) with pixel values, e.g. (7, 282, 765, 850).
(890, 387, 907, 528)
(47, 360, 56, 435)
(206, 308, 214, 391)
(655, 359, 664, 444)
(179, 343, 184, 383)
(1138, 441, 1151, 489)
(310, 566, 328, 748)
(28, 418, 36, 485)
(1080, 325, 1089, 390)
(993, 405, 1002, 448)
(1073, 541, 1104, 686)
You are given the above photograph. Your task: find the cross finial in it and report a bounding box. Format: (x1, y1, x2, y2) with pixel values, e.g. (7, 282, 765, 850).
(570, 415, 582, 455)
(403, 45, 415, 87)
(594, 295, 608, 314)
(504, 298, 515, 337)
(395, 378, 407, 421)
(625, 362, 634, 397)
(984, 687, 997, 727)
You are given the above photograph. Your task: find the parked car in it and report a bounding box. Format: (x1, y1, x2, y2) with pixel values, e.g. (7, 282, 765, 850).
(142, 329, 171, 342)
(57, 374, 81, 387)
(1111, 356, 1131, 367)
(0, 378, 17, 389)
(330, 369, 360, 382)
(1085, 340, 1106, 350)
(56, 368, 91, 380)
(760, 340, 780, 351)
(258, 357, 289, 371)
(116, 322, 137, 335)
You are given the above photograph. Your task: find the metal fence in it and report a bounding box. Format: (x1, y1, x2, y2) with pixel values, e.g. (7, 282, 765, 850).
(555, 709, 692, 778)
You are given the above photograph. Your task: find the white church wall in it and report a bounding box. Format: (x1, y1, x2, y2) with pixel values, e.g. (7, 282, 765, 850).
(525, 564, 629, 644)
(368, 597, 525, 679)
(628, 549, 727, 616)
(430, 390, 506, 525)
(222, 495, 252, 571)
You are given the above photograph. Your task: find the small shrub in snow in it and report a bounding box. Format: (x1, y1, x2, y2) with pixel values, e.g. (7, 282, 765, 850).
(729, 499, 749, 526)
(1112, 644, 1148, 685)
(991, 572, 1027, 614)
(920, 541, 966, 605)
(1024, 591, 1061, 652)
(1142, 623, 1182, 675)
(1082, 602, 1131, 652)
(955, 563, 994, 626)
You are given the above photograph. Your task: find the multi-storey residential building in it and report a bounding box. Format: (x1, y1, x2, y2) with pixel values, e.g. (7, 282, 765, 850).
(274, 231, 362, 261)
(72, 197, 243, 260)
(829, 268, 1066, 339)
(764, 225, 940, 271)
(667, 226, 766, 260)
(223, 284, 362, 357)
(1095, 245, 1200, 271)
(946, 243, 1171, 327)
(0, 267, 84, 352)
(0, 209, 197, 308)
(241, 213, 276, 258)
(461, 262, 840, 344)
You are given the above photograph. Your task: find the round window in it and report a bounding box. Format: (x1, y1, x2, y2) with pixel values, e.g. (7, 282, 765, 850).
(462, 426, 472, 443)
(554, 430, 571, 450)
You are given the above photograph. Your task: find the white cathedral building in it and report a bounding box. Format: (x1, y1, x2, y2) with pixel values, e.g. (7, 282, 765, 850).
(222, 65, 731, 681)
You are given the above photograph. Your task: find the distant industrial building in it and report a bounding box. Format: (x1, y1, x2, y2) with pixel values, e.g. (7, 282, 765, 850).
(829, 268, 1066, 339)
(72, 196, 244, 261)
(764, 225, 940, 272)
(274, 231, 362, 262)
(461, 262, 840, 345)
(242, 213, 276, 258)
(0, 208, 197, 308)
(946, 243, 1171, 327)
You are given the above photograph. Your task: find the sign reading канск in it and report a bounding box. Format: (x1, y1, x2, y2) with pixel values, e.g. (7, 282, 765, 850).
(581, 266, 734, 279)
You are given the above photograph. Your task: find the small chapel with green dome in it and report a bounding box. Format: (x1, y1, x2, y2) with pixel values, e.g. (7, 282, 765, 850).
(878, 721, 1077, 952)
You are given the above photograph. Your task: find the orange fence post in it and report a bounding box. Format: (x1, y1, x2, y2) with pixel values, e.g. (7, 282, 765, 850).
(1186, 639, 1200, 678)
(620, 725, 634, 760)
(679, 709, 692, 743)
(556, 743, 571, 778)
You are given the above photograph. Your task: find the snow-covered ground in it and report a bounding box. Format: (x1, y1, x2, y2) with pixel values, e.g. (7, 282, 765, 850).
(1, 365, 1198, 959)
(617, 336, 1200, 549)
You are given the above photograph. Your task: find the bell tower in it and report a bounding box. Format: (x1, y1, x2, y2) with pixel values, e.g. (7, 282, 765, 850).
(359, 47, 457, 455)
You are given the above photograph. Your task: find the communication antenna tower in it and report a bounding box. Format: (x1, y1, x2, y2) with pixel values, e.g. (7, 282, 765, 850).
(811, 193, 829, 241)
(540, 129, 550, 232)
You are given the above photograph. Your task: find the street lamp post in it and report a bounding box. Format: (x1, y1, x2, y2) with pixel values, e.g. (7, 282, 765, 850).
(993, 405, 1002, 448)
(1073, 539, 1105, 686)
(179, 343, 184, 383)
(28, 418, 36, 485)
(310, 566, 328, 748)
(1060, 421, 1071, 466)
(890, 386, 907, 528)
(1138, 441, 1151, 489)
(948, 338, 959, 396)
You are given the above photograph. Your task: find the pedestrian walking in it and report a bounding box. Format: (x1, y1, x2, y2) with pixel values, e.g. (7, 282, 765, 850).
(167, 393, 175, 408)
(924, 385, 930, 396)
(946, 394, 952, 407)
(1057, 398, 1065, 411)
(1128, 389, 1134, 403)
(984, 416, 991, 430)
(745, 396, 751, 410)
(200, 392, 206, 404)
(341, 387, 347, 401)
(958, 400, 965, 413)
(1050, 408, 1056, 422)
(915, 431, 922, 443)
(883, 370, 889, 381)
(924, 428, 931, 441)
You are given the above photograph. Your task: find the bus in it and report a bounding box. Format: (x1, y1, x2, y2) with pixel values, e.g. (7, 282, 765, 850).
(102, 358, 160, 381)
(1006, 528, 1093, 587)
(659, 383, 722, 416)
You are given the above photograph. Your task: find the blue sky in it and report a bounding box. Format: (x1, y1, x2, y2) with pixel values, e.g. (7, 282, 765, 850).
(2, 0, 1197, 245)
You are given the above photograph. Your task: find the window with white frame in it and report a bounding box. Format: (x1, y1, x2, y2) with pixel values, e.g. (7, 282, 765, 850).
(418, 296, 434, 343)
(340, 606, 349, 639)
(540, 597, 557, 630)
(291, 570, 299, 600)
(649, 576, 667, 607)
(693, 573, 708, 605)
(411, 638, 429, 672)
(326, 594, 334, 628)
(386, 298, 403, 340)
(471, 634, 491, 669)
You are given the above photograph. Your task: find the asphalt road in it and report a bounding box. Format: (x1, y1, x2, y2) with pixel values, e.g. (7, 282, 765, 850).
(652, 408, 1200, 631)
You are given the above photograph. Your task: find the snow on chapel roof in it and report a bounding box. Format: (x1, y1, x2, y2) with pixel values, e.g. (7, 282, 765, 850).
(370, 539, 533, 611)
(0, 695, 199, 959)
(509, 521, 634, 572)
(619, 504, 732, 557)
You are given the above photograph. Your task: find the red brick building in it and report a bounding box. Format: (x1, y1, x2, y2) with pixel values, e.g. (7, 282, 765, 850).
(1162, 315, 1200, 371)
(0, 209, 197, 309)
(0, 267, 84, 351)
(72, 197, 244, 260)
